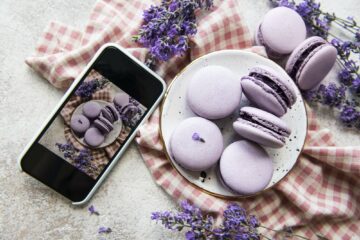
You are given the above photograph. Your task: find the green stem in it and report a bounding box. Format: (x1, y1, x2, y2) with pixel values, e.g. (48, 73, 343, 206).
(311, 24, 339, 40)
(259, 233, 272, 240)
(333, 17, 360, 31)
(259, 226, 310, 240)
(333, 21, 358, 35)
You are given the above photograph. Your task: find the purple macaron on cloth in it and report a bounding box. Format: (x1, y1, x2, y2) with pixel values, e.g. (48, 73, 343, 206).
(25, 0, 359, 238)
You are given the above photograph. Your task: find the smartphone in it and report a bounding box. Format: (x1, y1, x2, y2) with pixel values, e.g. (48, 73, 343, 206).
(18, 43, 166, 205)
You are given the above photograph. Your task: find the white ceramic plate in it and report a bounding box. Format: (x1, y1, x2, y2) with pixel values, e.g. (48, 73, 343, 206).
(160, 50, 307, 198)
(72, 100, 123, 149)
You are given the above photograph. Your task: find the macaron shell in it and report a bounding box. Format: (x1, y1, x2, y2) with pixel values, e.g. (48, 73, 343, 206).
(94, 119, 111, 134)
(169, 117, 224, 171)
(233, 120, 285, 148)
(241, 76, 287, 117)
(250, 65, 297, 106)
(70, 114, 90, 136)
(285, 36, 327, 74)
(187, 66, 242, 119)
(113, 93, 129, 109)
(296, 44, 337, 90)
(82, 101, 101, 119)
(106, 105, 120, 122)
(219, 141, 273, 195)
(84, 127, 105, 147)
(99, 116, 113, 131)
(101, 108, 114, 123)
(250, 65, 297, 107)
(241, 106, 291, 135)
(261, 7, 306, 54)
(255, 24, 286, 59)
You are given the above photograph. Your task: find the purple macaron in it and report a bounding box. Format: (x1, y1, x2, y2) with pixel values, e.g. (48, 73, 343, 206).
(256, 7, 306, 59)
(84, 127, 105, 147)
(101, 104, 120, 123)
(233, 107, 291, 148)
(94, 115, 114, 135)
(219, 140, 273, 195)
(70, 114, 90, 137)
(82, 101, 102, 119)
(169, 117, 224, 171)
(241, 65, 297, 117)
(187, 66, 242, 119)
(285, 36, 338, 90)
(113, 92, 129, 110)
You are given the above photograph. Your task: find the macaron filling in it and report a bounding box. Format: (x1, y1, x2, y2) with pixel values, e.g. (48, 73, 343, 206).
(249, 72, 291, 107)
(239, 111, 290, 137)
(242, 76, 288, 114)
(98, 116, 114, 132)
(238, 118, 286, 143)
(288, 41, 325, 79)
(217, 167, 240, 194)
(104, 105, 120, 122)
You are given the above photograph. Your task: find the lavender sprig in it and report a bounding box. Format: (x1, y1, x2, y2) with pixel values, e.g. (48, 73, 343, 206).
(271, 0, 360, 129)
(55, 142, 95, 172)
(75, 78, 109, 99)
(88, 205, 100, 216)
(151, 201, 323, 240)
(192, 133, 205, 143)
(134, 0, 214, 68)
(98, 226, 112, 234)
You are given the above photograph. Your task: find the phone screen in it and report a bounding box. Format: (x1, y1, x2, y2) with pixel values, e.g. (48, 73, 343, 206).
(38, 68, 148, 180)
(20, 46, 164, 202)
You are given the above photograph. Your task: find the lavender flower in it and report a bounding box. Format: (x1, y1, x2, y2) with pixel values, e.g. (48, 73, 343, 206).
(151, 201, 260, 239)
(338, 69, 353, 86)
(355, 32, 360, 42)
(75, 78, 108, 99)
(318, 83, 346, 107)
(351, 76, 360, 95)
(192, 133, 205, 143)
(98, 226, 112, 234)
(303, 83, 346, 107)
(56, 142, 95, 172)
(152, 201, 326, 239)
(55, 142, 75, 159)
(88, 205, 100, 215)
(134, 0, 214, 67)
(340, 104, 359, 126)
(75, 80, 99, 99)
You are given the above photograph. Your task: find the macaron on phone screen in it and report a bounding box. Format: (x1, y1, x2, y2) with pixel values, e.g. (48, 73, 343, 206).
(20, 46, 165, 202)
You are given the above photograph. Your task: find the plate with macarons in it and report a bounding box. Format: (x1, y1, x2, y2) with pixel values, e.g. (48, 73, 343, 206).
(70, 92, 131, 149)
(160, 50, 307, 198)
(71, 100, 123, 148)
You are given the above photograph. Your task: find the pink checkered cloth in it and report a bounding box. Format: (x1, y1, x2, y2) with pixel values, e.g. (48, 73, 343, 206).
(25, 0, 360, 238)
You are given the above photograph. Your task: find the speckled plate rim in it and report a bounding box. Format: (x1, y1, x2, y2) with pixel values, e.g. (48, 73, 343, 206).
(159, 50, 308, 200)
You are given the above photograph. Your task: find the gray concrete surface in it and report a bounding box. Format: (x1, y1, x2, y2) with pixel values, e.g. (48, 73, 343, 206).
(0, 0, 359, 239)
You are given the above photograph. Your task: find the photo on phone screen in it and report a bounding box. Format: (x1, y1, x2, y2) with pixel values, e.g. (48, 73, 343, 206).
(38, 69, 147, 180)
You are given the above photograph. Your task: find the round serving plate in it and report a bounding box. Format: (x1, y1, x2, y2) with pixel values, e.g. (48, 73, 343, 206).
(72, 100, 123, 149)
(160, 50, 307, 198)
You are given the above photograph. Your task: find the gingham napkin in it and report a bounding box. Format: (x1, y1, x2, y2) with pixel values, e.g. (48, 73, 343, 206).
(25, 0, 360, 238)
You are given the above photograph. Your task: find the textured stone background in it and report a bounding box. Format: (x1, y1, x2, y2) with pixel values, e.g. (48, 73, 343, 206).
(0, 0, 359, 239)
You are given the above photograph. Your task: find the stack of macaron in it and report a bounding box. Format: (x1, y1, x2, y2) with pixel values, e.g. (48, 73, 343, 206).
(255, 7, 337, 90)
(70, 92, 130, 148)
(169, 64, 297, 195)
(71, 101, 120, 147)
